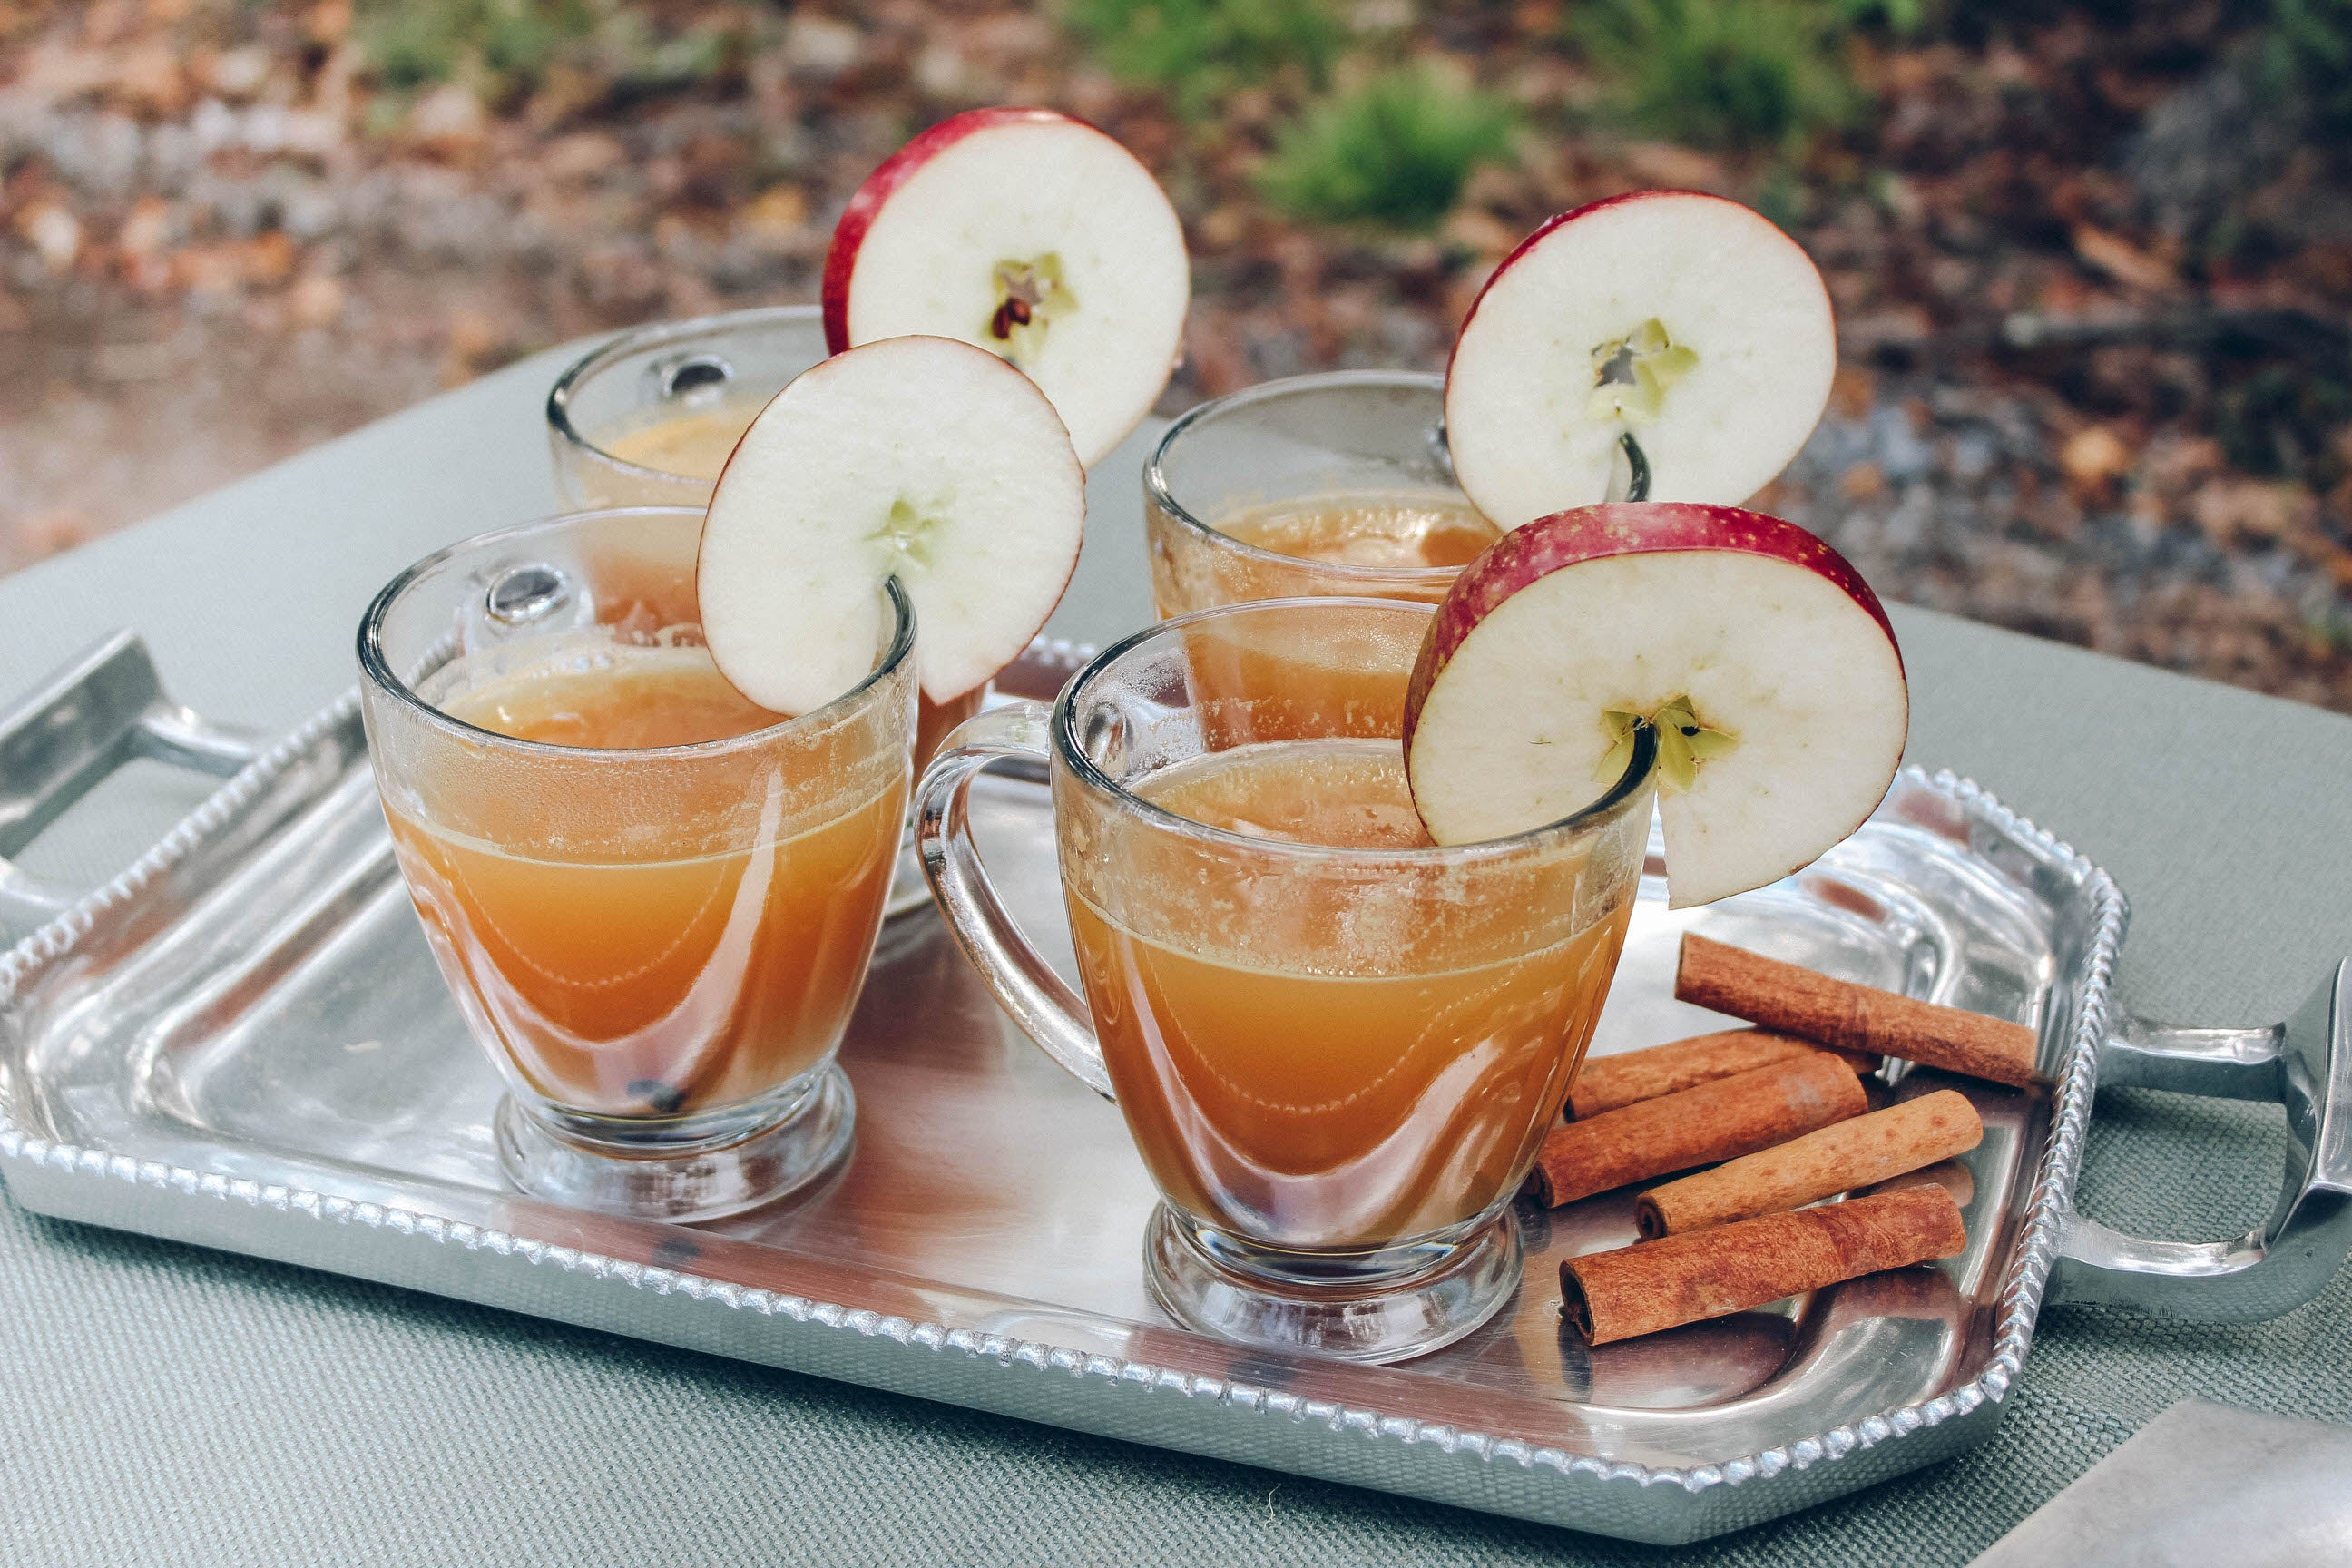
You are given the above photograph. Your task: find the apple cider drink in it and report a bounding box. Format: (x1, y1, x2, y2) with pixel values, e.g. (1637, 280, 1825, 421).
(1064, 736, 1633, 1249)
(386, 646, 906, 1120)
(1145, 371, 1500, 617)
(589, 394, 773, 493)
(1213, 491, 1498, 578)
(920, 596, 1657, 1362)
(547, 307, 832, 513)
(359, 508, 917, 1220)
(545, 308, 985, 785)
(578, 375, 1014, 788)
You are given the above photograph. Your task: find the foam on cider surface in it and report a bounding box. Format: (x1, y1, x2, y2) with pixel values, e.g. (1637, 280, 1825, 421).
(596, 395, 769, 481)
(1066, 738, 1613, 982)
(1217, 491, 1498, 570)
(443, 644, 784, 750)
(407, 635, 901, 862)
(1138, 739, 1433, 848)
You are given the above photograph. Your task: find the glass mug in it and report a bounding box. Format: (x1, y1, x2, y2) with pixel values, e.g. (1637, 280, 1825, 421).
(1144, 371, 1500, 618)
(545, 304, 829, 512)
(547, 304, 983, 911)
(358, 507, 916, 1221)
(918, 597, 1656, 1362)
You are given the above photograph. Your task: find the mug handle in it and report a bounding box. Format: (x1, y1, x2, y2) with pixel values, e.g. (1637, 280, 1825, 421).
(916, 701, 1114, 1101)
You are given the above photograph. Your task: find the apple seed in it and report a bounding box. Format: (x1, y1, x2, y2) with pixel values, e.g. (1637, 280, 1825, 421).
(987, 252, 1076, 368)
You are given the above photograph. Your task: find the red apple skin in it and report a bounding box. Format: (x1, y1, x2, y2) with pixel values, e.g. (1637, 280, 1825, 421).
(1400, 503, 1904, 760)
(822, 106, 1099, 356)
(1442, 190, 1837, 398)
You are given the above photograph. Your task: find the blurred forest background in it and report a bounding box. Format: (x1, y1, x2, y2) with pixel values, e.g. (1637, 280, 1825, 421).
(4, 0, 2351, 709)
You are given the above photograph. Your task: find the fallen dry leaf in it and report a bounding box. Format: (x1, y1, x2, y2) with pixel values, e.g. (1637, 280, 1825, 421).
(2191, 478, 2315, 545)
(287, 271, 344, 328)
(542, 131, 628, 183)
(15, 202, 83, 273)
(205, 44, 272, 103)
(169, 241, 247, 296)
(407, 83, 489, 162)
(305, 0, 350, 46)
(1619, 142, 1725, 190)
(1841, 460, 1888, 502)
(2141, 434, 2224, 498)
(15, 507, 93, 560)
(1830, 363, 1877, 420)
(1839, 306, 1935, 355)
(115, 194, 171, 258)
(1194, 204, 1249, 251)
(242, 231, 295, 289)
(738, 182, 808, 238)
(1439, 206, 1521, 263)
(109, 41, 189, 116)
(2060, 424, 2133, 501)
(2072, 224, 2176, 293)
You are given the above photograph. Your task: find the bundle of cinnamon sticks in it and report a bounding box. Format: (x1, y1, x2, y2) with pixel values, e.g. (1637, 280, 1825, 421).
(1547, 933, 2037, 1345)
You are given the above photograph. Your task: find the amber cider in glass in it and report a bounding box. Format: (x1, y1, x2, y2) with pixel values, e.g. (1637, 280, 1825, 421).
(923, 593, 1653, 1355)
(385, 642, 906, 1122)
(587, 398, 984, 764)
(362, 509, 917, 1219)
(1064, 737, 1632, 1250)
(591, 397, 769, 490)
(1150, 488, 1501, 619)
(1217, 491, 1499, 573)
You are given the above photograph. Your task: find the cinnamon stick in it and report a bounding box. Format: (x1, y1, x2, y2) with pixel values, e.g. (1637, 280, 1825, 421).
(1561, 1186, 1967, 1344)
(1676, 934, 2043, 1089)
(1634, 1089, 1984, 1238)
(1869, 1159, 1975, 1208)
(1569, 1029, 1879, 1120)
(1528, 1051, 1867, 1208)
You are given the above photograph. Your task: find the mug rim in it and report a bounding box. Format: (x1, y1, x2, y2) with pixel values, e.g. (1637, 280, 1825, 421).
(544, 303, 826, 484)
(1049, 593, 1658, 867)
(1143, 370, 1472, 590)
(356, 505, 916, 763)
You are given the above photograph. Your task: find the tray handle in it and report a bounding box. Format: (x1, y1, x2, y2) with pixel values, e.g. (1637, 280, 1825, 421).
(2051, 959, 2351, 1323)
(0, 630, 262, 928)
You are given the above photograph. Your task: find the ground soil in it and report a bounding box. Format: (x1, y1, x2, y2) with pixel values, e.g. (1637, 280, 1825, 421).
(5, 0, 2348, 710)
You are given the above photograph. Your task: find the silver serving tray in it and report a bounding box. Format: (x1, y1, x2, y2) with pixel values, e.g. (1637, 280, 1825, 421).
(3, 634, 2346, 1546)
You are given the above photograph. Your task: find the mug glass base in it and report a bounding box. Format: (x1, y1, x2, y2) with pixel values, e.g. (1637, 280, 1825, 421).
(493, 1063, 856, 1223)
(1142, 1202, 1523, 1365)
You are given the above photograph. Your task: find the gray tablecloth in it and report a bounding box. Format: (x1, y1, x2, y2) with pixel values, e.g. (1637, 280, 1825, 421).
(3, 351, 2348, 1565)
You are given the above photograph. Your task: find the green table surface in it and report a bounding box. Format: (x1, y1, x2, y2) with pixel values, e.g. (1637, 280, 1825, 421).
(2, 351, 2348, 1565)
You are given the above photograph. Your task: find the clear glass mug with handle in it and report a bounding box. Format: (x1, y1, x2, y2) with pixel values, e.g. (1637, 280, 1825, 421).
(546, 305, 831, 512)
(546, 305, 982, 913)
(1142, 370, 1500, 618)
(916, 595, 1657, 1362)
(359, 507, 916, 1221)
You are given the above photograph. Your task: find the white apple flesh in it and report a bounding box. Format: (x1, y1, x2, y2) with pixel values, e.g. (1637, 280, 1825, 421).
(823, 106, 1190, 469)
(697, 335, 1085, 715)
(1402, 504, 1907, 908)
(1444, 191, 1838, 525)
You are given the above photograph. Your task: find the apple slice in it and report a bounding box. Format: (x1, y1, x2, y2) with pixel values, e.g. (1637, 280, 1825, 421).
(1444, 191, 1837, 526)
(697, 334, 1083, 715)
(822, 106, 1190, 469)
(1402, 504, 1906, 908)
